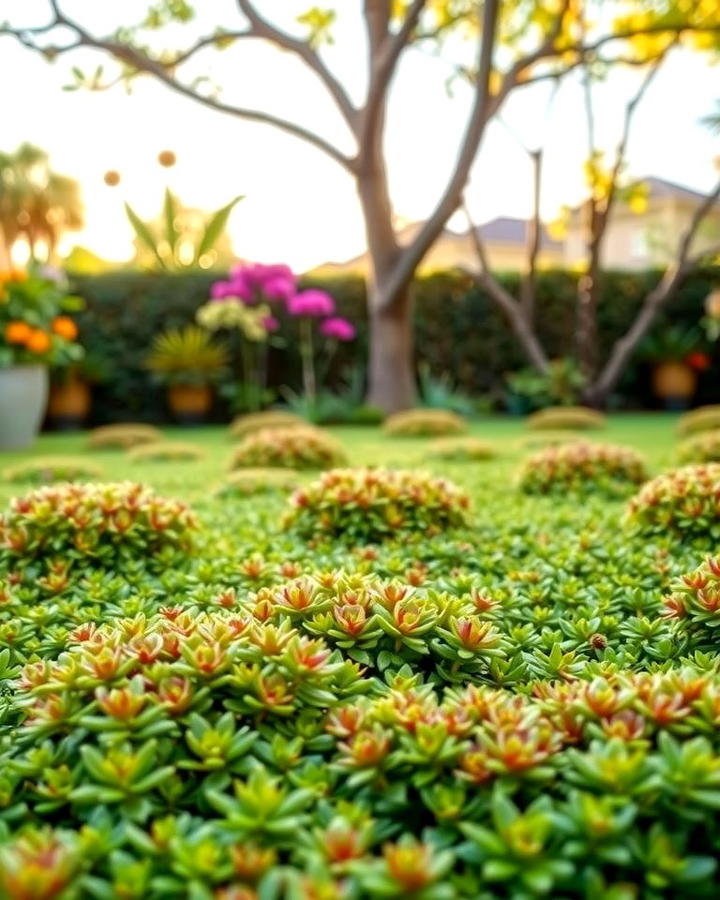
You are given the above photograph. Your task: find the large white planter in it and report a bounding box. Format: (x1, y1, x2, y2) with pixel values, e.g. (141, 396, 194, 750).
(0, 365, 49, 450)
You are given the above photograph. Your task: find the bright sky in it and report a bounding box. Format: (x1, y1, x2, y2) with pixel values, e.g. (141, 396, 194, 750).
(2, 1, 719, 271)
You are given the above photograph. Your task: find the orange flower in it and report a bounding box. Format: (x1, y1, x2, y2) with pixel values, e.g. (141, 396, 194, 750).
(51, 316, 78, 340)
(4, 321, 32, 344)
(0, 269, 28, 284)
(25, 329, 52, 354)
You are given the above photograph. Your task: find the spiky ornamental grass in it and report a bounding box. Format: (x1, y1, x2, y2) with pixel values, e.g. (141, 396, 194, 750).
(384, 408, 467, 437)
(526, 406, 606, 431)
(229, 426, 348, 471)
(518, 441, 649, 499)
(2, 456, 104, 485)
(0, 482, 197, 571)
(283, 468, 471, 542)
(625, 464, 720, 542)
(87, 423, 163, 450)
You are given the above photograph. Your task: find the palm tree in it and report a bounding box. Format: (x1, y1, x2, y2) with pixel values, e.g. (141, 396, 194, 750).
(0, 143, 83, 265)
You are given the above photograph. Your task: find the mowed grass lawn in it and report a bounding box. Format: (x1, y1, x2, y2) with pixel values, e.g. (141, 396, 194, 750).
(0, 413, 685, 509)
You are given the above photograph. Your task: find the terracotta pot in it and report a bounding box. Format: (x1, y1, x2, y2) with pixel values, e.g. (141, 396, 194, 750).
(652, 362, 697, 409)
(0, 365, 48, 450)
(168, 384, 212, 424)
(48, 371, 91, 430)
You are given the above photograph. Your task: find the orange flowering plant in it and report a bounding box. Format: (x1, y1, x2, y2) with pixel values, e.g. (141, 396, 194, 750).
(0, 266, 84, 367)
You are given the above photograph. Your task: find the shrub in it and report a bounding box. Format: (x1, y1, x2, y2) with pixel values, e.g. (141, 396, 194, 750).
(677, 405, 720, 437)
(625, 463, 720, 540)
(127, 441, 206, 463)
(2, 456, 103, 485)
(87, 423, 163, 449)
(0, 481, 197, 569)
(519, 441, 649, 498)
(216, 468, 300, 497)
(283, 468, 470, 541)
(384, 408, 467, 437)
(677, 430, 720, 464)
(428, 437, 496, 461)
(230, 426, 348, 470)
(230, 410, 306, 439)
(526, 406, 606, 431)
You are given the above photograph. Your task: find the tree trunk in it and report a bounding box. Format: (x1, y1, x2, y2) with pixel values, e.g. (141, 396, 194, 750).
(366, 285, 415, 413)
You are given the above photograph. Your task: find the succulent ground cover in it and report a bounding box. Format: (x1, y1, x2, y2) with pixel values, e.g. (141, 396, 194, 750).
(1, 414, 720, 898)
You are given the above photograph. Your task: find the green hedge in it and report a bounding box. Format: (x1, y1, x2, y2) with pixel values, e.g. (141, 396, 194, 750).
(71, 267, 719, 422)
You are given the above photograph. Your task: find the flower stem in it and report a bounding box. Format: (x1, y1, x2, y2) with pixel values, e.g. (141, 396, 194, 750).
(300, 318, 316, 402)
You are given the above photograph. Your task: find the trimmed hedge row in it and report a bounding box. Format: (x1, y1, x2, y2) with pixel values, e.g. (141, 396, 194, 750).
(71, 267, 719, 422)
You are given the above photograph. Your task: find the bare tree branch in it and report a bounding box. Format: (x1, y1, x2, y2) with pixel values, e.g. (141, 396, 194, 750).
(591, 178, 720, 400)
(235, 0, 357, 129)
(0, 2, 356, 172)
(361, 0, 427, 152)
(377, 0, 501, 311)
(462, 200, 550, 372)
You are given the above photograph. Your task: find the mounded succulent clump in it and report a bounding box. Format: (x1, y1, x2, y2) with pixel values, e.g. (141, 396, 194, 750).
(230, 409, 306, 440)
(677, 405, 720, 437)
(427, 437, 496, 461)
(0, 481, 197, 568)
(87, 423, 163, 450)
(384, 408, 467, 437)
(519, 441, 648, 498)
(127, 441, 206, 463)
(677, 430, 720, 464)
(662, 555, 720, 646)
(526, 406, 606, 431)
(216, 467, 300, 497)
(230, 426, 348, 471)
(284, 467, 470, 540)
(2, 456, 103, 485)
(625, 463, 720, 541)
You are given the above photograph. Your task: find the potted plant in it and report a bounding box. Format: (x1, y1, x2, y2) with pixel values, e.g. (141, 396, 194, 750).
(146, 325, 229, 424)
(48, 353, 113, 430)
(0, 268, 83, 450)
(640, 327, 710, 409)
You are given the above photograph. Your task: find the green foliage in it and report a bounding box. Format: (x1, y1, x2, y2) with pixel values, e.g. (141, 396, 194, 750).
(506, 358, 587, 413)
(283, 468, 470, 542)
(626, 464, 720, 542)
(66, 268, 720, 422)
(125, 190, 242, 271)
(230, 426, 348, 471)
(0, 482, 197, 569)
(146, 325, 229, 386)
(418, 363, 476, 417)
(87, 423, 163, 449)
(519, 441, 648, 498)
(4, 418, 720, 895)
(527, 406, 607, 431)
(2, 456, 104, 485)
(385, 408, 467, 437)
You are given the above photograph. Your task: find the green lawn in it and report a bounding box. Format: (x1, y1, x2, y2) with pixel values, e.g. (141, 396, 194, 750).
(0, 412, 683, 507)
